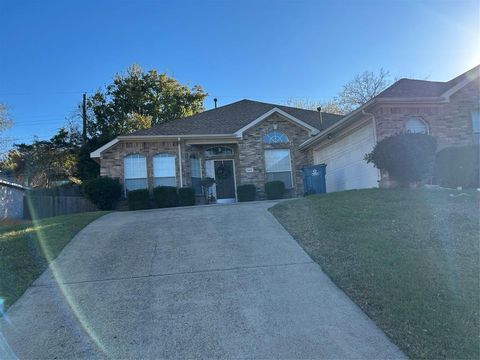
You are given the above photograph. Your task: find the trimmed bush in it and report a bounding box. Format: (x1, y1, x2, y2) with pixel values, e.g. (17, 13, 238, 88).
(82, 177, 121, 210)
(178, 187, 195, 206)
(365, 133, 437, 186)
(237, 184, 256, 202)
(153, 186, 178, 208)
(434, 145, 479, 188)
(127, 189, 150, 210)
(265, 181, 285, 200)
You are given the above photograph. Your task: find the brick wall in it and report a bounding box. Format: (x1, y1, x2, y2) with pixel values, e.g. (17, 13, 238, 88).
(100, 140, 180, 192)
(238, 113, 311, 198)
(99, 114, 315, 199)
(375, 78, 480, 150)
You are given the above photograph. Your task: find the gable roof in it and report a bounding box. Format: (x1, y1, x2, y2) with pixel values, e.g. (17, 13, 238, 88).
(125, 99, 343, 137)
(376, 65, 479, 100)
(300, 65, 480, 150)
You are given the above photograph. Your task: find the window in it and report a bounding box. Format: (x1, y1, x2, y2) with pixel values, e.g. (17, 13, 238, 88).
(190, 154, 202, 194)
(405, 118, 428, 134)
(153, 154, 176, 187)
(263, 131, 289, 144)
(124, 154, 147, 191)
(264, 149, 293, 188)
(204, 146, 233, 156)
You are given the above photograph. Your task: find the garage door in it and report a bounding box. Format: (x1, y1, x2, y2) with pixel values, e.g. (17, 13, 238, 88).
(313, 122, 379, 192)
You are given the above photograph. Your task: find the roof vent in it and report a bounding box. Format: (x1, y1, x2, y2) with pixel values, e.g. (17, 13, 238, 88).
(317, 107, 323, 130)
(214, 98, 218, 108)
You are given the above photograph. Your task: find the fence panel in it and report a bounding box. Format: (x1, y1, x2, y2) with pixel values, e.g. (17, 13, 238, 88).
(24, 195, 98, 219)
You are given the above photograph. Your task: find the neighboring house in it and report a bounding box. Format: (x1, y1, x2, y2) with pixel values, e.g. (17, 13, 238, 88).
(0, 179, 27, 219)
(300, 65, 480, 191)
(92, 65, 479, 199)
(91, 100, 342, 201)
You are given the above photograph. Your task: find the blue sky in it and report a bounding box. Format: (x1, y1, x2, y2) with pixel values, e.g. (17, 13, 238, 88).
(0, 0, 478, 148)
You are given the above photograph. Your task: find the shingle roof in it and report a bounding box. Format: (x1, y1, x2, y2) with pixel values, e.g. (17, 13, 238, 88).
(126, 99, 344, 136)
(376, 65, 479, 99)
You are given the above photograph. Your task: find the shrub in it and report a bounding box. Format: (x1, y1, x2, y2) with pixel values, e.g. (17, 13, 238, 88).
(127, 189, 150, 210)
(153, 186, 178, 208)
(265, 181, 285, 200)
(178, 187, 195, 206)
(434, 145, 479, 188)
(365, 133, 437, 186)
(82, 177, 121, 210)
(237, 184, 256, 202)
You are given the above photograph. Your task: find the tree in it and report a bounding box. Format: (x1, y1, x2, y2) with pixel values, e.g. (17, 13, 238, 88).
(337, 68, 392, 113)
(0, 127, 81, 187)
(0, 103, 13, 153)
(286, 68, 394, 115)
(86, 64, 207, 143)
(365, 133, 437, 187)
(284, 98, 344, 115)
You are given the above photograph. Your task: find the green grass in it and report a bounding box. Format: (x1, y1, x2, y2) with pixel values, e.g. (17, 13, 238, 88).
(270, 189, 479, 360)
(0, 211, 108, 311)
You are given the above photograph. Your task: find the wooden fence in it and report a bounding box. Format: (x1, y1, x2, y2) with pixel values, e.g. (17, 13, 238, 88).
(24, 195, 98, 219)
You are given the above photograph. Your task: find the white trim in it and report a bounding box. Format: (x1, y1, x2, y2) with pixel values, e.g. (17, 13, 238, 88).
(264, 148, 294, 189)
(299, 99, 375, 150)
(441, 75, 478, 100)
(234, 108, 320, 137)
(118, 134, 239, 140)
(177, 138, 183, 187)
(90, 138, 119, 158)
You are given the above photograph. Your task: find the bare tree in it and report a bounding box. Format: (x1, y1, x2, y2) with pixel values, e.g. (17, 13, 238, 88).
(284, 97, 345, 115)
(286, 68, 394, 115)
(337, 68, 392, 113)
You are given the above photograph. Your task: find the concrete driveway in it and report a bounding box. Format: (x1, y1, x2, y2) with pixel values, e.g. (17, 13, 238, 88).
(0, 202, 404, 359)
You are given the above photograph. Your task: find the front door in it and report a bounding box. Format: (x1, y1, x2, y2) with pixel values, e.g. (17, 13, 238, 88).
(214, 160, 235, 200)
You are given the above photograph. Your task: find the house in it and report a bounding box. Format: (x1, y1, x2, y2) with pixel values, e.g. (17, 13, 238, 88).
(91, 65, 479, 200)
(91, 100, 343, 202)
(300, 65, 479, 191)
(0, 179, 27, 220)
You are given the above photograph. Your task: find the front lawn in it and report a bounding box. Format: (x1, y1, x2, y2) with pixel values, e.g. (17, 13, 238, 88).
(270, 189, 479, 360)
(0, 212, 108, 312)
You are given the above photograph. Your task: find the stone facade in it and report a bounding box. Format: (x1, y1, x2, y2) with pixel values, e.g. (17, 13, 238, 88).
(374, 78, 480, 150)
(99, 113, 313, 199)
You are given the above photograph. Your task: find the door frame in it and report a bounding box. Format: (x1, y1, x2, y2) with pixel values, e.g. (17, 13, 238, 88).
(211, 158, 237, 203)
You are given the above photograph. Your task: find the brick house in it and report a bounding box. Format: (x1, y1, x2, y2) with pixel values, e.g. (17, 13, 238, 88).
(91, 100, 342, 202)
(300, 65, 479, 191)
(92, 65, 479, 199)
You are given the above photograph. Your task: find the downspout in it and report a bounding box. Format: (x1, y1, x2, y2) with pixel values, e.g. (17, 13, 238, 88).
(361, 109, 381, 184)
(177, 137, 183, 187)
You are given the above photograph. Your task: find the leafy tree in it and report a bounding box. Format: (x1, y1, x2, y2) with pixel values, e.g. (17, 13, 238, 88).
(86, 64, 207, 143)
(0, 127, 80, 187)
(365, 133, 437, 186)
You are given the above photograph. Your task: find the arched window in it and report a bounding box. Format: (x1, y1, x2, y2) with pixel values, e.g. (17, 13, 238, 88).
(204, 146, 233, 156)
(405, 118, 428, 134)
(153, 154, 176, 187)
(124, 154, 147, 191)
(263, 131, 289, 144)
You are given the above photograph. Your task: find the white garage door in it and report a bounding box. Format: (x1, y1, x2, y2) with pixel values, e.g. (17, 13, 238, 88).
(313, 122, 379, 192)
